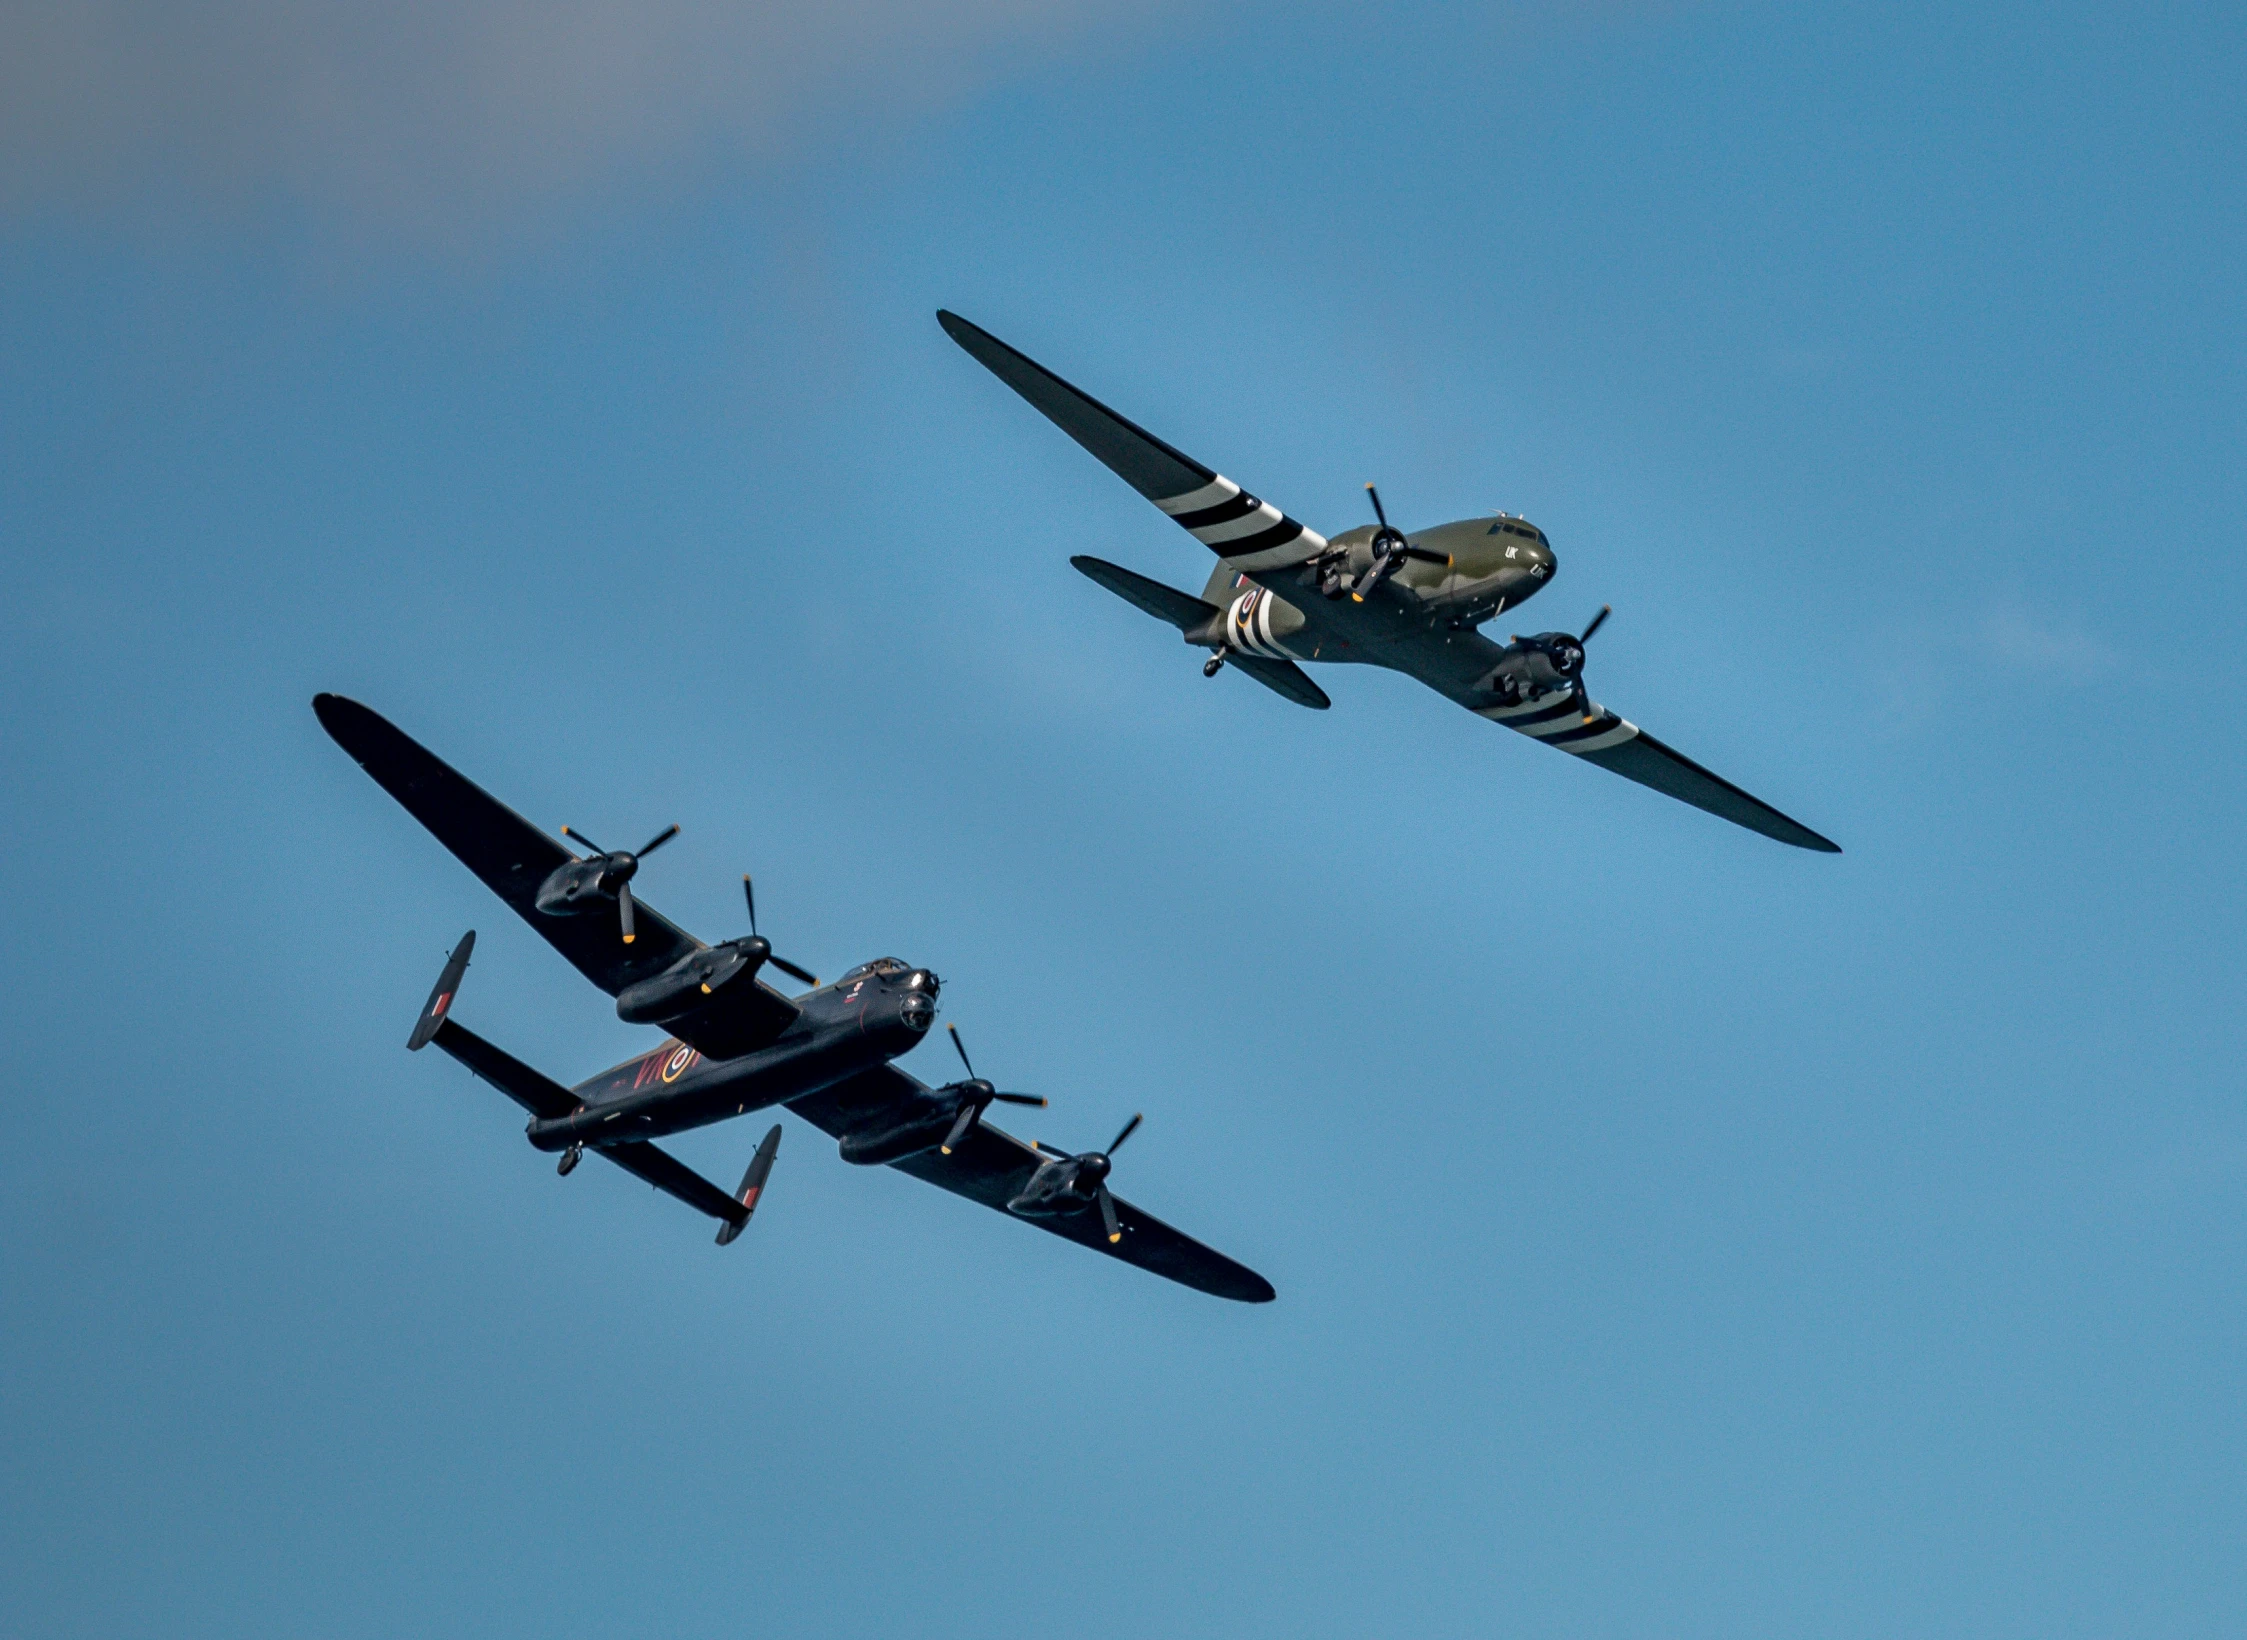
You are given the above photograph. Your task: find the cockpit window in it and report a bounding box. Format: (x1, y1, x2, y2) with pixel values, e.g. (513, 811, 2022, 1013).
(839, 958, 911, 983)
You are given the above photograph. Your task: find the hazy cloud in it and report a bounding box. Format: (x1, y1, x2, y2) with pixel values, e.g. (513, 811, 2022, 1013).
(0, 0, 1176, 236)
(1983, 599, 2112, 678)
(1862, 595, 2114, 735)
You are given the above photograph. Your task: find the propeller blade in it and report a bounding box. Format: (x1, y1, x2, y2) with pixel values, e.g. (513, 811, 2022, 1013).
(1400, 546, 1454, 566)
(1364, 482, 1389, 528)
(1097, 1183, 1121, 1244)
(617, 880, 636, 944)
(941, 1102, 980, 1155)
(1109, 1112, 1142, 1153)
(560, 824, 604, 856)
(742, 874, 758, 937)
(1571, 681, 1597, 723)
(1580, 604, 1612, 644)
(992, 1092, 1046, 1107)
(636, 824, 679, 857)
(767, 953, 819, 987)
(947, 1022, 975, 1080)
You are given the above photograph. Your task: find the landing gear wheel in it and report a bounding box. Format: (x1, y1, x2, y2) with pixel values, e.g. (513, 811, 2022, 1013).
(558, 1144, 582, 1176)
(1203, 655, 1225, 678)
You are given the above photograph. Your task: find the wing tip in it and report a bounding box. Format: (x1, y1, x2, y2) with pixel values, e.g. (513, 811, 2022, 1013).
(312, 691, 382, 753)
(1781, 822, 1843, 853)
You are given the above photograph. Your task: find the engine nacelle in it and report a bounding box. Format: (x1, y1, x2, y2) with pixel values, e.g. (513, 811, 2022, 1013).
(615, 938, 770, 1025)
(1479, 632, 1579, 704)
(835, 1078, 986, 1166)
(534, 857, 611, 916)
(838, 1108, 958, 1167)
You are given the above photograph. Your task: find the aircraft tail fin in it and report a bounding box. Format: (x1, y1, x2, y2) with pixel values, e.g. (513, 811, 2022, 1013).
(408, 931, 476, 1051)
(715, 1125, 782, 1245)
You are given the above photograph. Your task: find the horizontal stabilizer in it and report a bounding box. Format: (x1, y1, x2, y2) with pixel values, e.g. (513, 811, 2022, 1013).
(1071, 554, 1218, 631)
(1228, 652, 1330, 711)
(1073, 554, 1329, 709)
(426, 1017, 581, 1120)
(599, 1139, 758, 1232)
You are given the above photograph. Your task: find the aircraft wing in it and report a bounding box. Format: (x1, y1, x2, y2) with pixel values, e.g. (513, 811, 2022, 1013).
(1477, 693, 1840, 852)
(788, 1065, 1275, 1303)
(314, 694, 802, 1049)
(941, 310, 1328, 575)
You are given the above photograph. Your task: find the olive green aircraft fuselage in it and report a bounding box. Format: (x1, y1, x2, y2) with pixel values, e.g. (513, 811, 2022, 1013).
(943, 309, 1838, 854)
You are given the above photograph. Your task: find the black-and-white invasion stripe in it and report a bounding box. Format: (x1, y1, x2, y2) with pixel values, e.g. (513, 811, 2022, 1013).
(1225, 589, 1293, 659)
(1155, 476, 1328, 571)
(1476, 693, 1640, 755)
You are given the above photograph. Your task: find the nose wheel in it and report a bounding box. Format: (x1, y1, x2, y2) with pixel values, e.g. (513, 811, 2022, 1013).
(558, 1144, 582, 1176)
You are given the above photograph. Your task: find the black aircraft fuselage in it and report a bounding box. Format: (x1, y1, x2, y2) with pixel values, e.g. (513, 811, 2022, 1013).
(314, 693, 1273, 1298)
(530, 959, 937, 1151)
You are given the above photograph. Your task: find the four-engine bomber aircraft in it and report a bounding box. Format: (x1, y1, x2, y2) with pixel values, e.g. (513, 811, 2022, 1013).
(940, 310, 1839, 854)
(315, 693, 1273, 1303)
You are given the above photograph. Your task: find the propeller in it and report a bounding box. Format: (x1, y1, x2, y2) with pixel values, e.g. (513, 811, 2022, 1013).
(741, 875, 819, 987)
(938, 1023, 1046, 1154)
(1073, 1113, 1142, 1243)
(1018, 1116, 1140, 1238)
(1347, 483, 1453, 602)
(1507, 604, 1613, 720)
(1565, 604, 1611, 720)
(560, 823, 678, 944)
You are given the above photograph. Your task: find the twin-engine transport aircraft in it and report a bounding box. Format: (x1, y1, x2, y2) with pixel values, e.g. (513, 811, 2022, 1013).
(314, 694, 1273, 1303)
(940, 311, 1839, 854)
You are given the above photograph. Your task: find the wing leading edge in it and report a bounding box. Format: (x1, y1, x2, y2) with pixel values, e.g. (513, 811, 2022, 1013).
(940, 310, 1326, 575)
(789, 1065, 1275, 1303)
(1475, 692, 1839, 852)
(314, 693, 803, 1046)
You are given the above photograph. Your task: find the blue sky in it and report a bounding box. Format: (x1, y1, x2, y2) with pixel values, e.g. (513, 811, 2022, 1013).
(3, 2, 2243, 1635)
